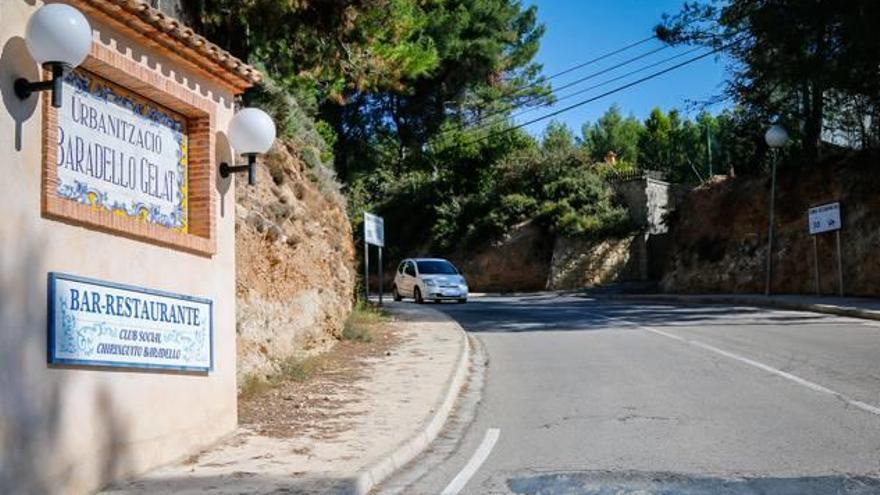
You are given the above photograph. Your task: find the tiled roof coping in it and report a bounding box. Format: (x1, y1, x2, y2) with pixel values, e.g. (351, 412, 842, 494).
(71, 0, 262, 92)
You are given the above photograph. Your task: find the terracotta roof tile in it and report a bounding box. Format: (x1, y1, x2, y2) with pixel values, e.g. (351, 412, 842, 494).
(75, 0, 262, 88)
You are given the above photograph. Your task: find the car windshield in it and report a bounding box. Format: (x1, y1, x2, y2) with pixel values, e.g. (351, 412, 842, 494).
(416, 260, 458, 275)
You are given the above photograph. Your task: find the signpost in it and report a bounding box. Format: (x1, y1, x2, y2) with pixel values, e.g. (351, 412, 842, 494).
(363, 212, 385, 305)
(807, 202, 844, 296)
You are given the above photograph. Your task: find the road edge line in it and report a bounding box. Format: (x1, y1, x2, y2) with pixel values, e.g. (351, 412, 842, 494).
(348, 305, 472, 495)
(440, 428, 501, 495)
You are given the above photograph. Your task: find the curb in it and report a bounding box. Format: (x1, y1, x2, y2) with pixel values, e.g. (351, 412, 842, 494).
(603, 294, 880, 322)
(470, 289, 581, 298)
(347, 305, 471, 495)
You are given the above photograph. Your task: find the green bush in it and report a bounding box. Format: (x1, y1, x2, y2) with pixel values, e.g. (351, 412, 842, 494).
(349, 125, 634, 256)
(540, 171, 631, 237)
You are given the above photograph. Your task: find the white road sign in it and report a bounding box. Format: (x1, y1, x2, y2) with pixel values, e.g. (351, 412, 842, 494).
(364, 212, 384, 247)
(808, 202, 842, 235)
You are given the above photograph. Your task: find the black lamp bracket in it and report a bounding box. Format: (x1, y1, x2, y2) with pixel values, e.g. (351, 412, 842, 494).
(219, 153, 258, 186)
(15, 62, 71, 109)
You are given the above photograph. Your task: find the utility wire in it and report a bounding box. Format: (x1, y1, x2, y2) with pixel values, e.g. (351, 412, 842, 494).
(461, 38, 741, 147)
(543, 45, 670, 98)
(465, 28, 746, 132)
(490, 35, 659, 104)
(506, 46, 705, 122)
(541, 35, 657, 82)
(462, 44, 670, 132)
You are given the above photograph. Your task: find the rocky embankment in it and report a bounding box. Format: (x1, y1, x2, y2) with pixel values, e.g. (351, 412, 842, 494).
(451, 221, 553, 292)
(451, 220, 642, 292)
(547, 234, 642, 290)
(662, 151, 880, 295)
(235, 140, 355, 385)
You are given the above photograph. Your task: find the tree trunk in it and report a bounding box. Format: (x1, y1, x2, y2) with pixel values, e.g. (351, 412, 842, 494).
(803, 81, 824, 162)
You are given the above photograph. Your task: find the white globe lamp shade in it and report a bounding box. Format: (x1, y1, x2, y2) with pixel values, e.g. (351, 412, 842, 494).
(765, 124, 789, 149)
(229, 108, 276, 155)
(25, 4, 92, 67)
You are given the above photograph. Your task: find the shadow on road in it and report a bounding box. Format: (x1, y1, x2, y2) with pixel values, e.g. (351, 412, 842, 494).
(406, 295, 842, 334)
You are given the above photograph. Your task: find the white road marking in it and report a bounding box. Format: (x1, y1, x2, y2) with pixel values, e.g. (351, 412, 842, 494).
(599, 315, 880, 418)
(440, 428, 501, 495)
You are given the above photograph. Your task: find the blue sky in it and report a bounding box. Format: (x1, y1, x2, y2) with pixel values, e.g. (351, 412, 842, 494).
(519, 0, 730, 137)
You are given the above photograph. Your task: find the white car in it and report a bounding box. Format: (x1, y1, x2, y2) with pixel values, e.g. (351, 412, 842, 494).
(392, 258, 468, 304)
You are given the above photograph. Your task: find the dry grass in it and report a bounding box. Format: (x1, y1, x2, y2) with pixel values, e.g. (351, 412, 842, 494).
(239, 354, 330, 400)
(239, 303, 390, 400)
(341, 302, 390, 343)
(238, 318, 400, 438)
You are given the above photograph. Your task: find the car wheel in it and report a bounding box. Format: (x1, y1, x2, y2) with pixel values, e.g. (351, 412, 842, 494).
(392, 285, 402, 302)
(414, 287, 424, 304)
(457, 298, 467, 304)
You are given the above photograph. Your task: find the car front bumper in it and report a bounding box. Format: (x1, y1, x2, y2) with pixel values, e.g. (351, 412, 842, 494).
(426, 288, 468, 300)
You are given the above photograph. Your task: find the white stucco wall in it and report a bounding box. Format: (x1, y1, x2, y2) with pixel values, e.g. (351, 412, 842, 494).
(0, 2, 239, 493)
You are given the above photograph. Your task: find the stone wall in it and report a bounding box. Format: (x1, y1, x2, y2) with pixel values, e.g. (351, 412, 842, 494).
(611, 175, 677, 234)
(463, 175, 683, 292)
(543, 174, 680, 291)
(662, 152, 880, 295)
(451, 220, 554, 292)
(546, 234, 643, 290)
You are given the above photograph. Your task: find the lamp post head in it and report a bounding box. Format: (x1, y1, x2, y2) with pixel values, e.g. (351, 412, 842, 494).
(228, 108, 276, 155)
(25, 4, 92, 68)
(765, 124, 789, 149)
(220, 108, 277, 186)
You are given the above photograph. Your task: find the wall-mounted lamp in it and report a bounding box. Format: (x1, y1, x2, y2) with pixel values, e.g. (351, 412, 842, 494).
(15, 4, 92, 109)
(220, 108, 276, 186)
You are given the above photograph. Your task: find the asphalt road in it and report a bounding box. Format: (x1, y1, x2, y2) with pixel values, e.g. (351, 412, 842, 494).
(376, 294, 880, 495)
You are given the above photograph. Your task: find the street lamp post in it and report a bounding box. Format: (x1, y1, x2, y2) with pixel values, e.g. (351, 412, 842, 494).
(764, 124, 789, 295)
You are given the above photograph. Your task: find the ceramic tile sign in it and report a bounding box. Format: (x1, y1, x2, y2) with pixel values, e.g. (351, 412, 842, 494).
(48, 273, 212, 372)
(56, 70, 189, 231)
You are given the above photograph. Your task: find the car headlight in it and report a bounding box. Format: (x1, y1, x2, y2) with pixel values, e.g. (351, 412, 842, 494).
(425, 279, 437, 286)
(459, 284, 468, 291)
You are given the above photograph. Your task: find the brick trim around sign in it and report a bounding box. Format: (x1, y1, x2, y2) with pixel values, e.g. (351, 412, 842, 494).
(41, 42, 218, 257)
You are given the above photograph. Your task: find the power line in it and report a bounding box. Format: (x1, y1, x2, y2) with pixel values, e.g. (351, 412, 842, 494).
(452, 44, 670, 135)
(544, 45, 670, 98)
(542, 35, 657, 82)
(463, 28, 746, 133)
(507, 46, 705, 121)
(498, 35, 658, 100)
(462, 39, 740, 147)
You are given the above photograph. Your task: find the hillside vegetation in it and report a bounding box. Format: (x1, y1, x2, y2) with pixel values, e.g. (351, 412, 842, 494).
(173, 0, 880, 298)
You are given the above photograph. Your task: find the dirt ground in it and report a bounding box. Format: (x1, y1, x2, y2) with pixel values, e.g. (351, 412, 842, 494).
(237, 318, 400, 441)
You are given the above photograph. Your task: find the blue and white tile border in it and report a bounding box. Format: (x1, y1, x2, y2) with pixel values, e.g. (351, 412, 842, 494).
(48, 272, 213, 373)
